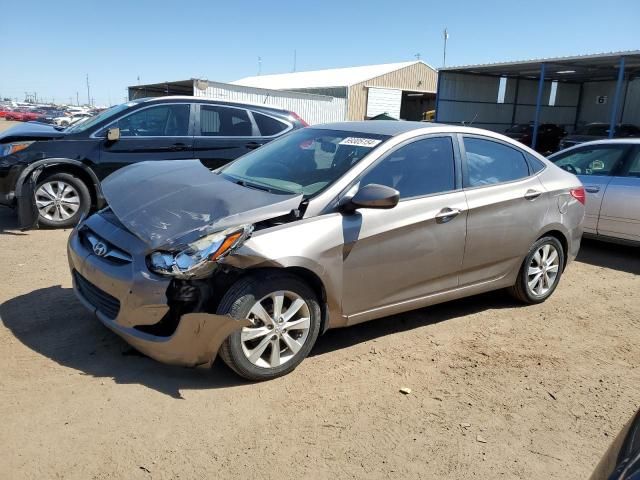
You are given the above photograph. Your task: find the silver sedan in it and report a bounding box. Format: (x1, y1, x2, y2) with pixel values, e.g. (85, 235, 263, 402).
(68, 121, 585, 380)
(549, 139, 640, 245)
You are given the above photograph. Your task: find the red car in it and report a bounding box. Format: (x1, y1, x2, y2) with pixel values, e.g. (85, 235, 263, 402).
(5, 110, 39, 122)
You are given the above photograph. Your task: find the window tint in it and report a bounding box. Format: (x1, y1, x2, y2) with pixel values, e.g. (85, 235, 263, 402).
(253, 112, 288, 136)
(464, 137, 529, 187)
(115, 104, 190, 137)
(551, 146, 626, 176)
(360, 137, 455, 199)
(200, 105, 252, 136)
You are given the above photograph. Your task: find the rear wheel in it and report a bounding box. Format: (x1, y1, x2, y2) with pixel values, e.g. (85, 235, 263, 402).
(509, 236, 565, 304)
(217, 272, 321, 381)
(35, 173, 91, 228)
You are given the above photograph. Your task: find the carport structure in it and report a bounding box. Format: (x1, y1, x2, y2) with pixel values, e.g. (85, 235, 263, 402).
(435, 51, 640, 149)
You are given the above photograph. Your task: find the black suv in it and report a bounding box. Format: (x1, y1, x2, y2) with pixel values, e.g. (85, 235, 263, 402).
(0, 97, 307, 228)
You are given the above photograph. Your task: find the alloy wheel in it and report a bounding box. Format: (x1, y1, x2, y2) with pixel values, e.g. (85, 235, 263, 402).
(527, 243, 560, 296)
(35, 180, 81, 221)
(240, 291, 311, 369)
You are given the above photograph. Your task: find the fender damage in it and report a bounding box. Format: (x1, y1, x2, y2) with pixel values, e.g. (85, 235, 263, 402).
(70, 159, 306, 367)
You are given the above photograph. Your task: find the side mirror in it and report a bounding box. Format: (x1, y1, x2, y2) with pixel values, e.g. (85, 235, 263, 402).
(106, 127, 120, 142)
(346, 183, 399, 211)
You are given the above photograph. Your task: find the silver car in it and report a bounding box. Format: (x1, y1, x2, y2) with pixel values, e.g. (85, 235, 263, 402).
(67, 122, 585, 380)
(549, 139, 640, 245)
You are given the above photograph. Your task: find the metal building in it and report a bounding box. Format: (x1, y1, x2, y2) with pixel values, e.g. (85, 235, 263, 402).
(232, 61, 438, 121)
(128, 79, 346, 125)
(435, 51, 640, 148)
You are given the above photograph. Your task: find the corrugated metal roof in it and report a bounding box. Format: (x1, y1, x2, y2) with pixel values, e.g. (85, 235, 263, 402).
(232, 61, 432, 89)
(442, 50, 640, 72)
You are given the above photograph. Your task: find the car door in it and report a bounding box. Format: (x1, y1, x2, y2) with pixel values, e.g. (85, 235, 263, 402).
(597, 146, 640, 241)
(98, 103, 194, 179)
(550, 144, 629, 234)
(341, 135, 467, 319)
(194, 104, 263, 170)
(459, 135, 550, 286)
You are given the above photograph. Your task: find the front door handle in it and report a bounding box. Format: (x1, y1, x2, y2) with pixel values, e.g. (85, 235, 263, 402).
(524, 189, 543, 201)
(169, 143, 187, 151)
(584, 185, 601, 193)
(246, 141, 264, 150)
(435, 207, 462, 224)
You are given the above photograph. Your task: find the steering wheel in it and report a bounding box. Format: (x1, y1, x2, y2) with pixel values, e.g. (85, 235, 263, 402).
(562, 164, 578, 175)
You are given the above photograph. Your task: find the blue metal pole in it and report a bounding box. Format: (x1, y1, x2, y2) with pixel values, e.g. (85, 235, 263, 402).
(434, 70, 443, 123)
(608, 56, 626, 139)
(531, 63, 546, 150)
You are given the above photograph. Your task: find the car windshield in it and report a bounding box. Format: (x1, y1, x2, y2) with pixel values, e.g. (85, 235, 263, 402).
(220, 128, 390, 198)
(65, 102, 133, 133)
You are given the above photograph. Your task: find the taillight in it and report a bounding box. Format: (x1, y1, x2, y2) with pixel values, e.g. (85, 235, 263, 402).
(289, 111, 308, 127)
(570, 187, 586, 205)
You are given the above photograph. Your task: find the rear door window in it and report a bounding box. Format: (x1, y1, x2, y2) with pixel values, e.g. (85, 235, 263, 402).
(463, 137, 530, 187)
(253, 112, 289, 136)
(551, 146, 627, 176)
(199, 105, 253, 136)
(624, 147, 640, 177)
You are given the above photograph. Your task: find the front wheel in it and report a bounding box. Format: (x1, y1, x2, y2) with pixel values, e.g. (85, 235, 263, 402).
(35, 173, 91, 228)
(217, 272, 321, 381)
(509, 236, 565, 304)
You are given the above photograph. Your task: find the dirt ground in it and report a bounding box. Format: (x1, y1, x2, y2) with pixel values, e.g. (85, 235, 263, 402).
(0, 118, 639, 479)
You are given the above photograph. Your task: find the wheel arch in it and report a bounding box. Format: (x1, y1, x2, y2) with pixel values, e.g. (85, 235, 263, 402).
(537, 229, 569, 270)
(219, 266, 331, 335)
(15, 158, 103, 208)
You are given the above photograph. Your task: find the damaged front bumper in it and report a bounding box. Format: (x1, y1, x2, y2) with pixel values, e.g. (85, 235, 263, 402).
(67, 219, 248, 368)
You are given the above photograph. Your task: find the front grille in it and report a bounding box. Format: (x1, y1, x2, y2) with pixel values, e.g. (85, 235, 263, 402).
(79, 227, 132, 264)
(74, 271, 121, 319)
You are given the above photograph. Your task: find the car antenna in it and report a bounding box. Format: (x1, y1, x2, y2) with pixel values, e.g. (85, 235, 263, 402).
(463, 113, 479, 127)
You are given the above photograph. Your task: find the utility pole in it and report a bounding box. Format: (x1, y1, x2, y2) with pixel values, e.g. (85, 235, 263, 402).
(76, 91, 79, 106)
(137, 75, 140, 85)
(258, 56, 262, 76)
(86, 74, 91, 106)
(442, 28, 449, 68)
(415, 53, 421, 60)
(293, 49, 297, 72)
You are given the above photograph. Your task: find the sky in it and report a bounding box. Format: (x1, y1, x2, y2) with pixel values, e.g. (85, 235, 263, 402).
(1, 0, 638, 106)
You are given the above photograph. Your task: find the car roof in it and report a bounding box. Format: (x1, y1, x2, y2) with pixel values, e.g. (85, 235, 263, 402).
(134, 95, 293, 115)
(312, 120, 443, 136)
(549, 138, 640, 158)
(569, 138, 640, 146)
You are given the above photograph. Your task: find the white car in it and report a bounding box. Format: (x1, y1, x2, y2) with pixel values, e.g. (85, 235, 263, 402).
(53, 113, 92, 127)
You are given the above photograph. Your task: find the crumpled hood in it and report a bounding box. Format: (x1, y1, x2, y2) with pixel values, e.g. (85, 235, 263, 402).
(0, 122, 66, 142)
(101, 160, 303, 249)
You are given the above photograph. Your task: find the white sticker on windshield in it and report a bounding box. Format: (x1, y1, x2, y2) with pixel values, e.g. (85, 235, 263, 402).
(338, 137, 382, 147)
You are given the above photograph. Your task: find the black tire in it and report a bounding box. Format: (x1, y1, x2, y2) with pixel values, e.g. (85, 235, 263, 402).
(217, 272, 321, 381)
(508, 236, 565, 304)
(35, 172, 91, 229)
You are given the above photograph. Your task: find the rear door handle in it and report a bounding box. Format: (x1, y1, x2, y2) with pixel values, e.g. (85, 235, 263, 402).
(435, 207, 462, 224)
(524, 189, 543, 201)
(584, 185, 601, 193)
(246, 141, 264, 150)
(169, 143, 187, 151)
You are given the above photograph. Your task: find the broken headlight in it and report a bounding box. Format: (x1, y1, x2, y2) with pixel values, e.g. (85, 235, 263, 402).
(148, 224, 253, 279)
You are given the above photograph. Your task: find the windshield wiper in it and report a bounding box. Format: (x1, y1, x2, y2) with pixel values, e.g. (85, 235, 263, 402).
(235, 179, 272, 193)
